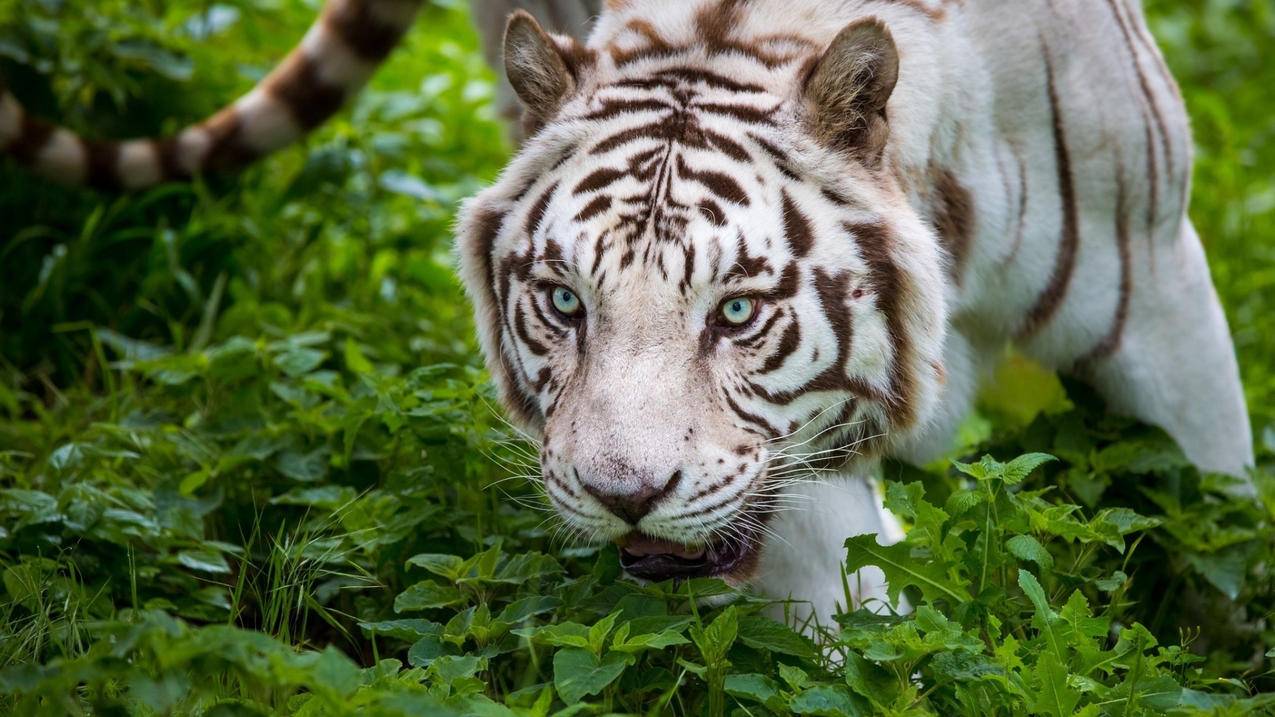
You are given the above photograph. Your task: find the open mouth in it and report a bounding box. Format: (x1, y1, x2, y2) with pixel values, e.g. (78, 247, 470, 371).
(617, 524, 761, 581)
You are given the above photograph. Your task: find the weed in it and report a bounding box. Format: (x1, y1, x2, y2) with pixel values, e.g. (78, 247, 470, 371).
(1, 0, 1273, 714)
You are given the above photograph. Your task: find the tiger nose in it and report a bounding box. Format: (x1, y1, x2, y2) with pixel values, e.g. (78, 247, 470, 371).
(583, 471, 683, 525)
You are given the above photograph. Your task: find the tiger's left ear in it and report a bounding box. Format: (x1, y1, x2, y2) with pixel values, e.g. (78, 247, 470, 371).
(504, 10, 587, 136)
(802, 19, 899, 164)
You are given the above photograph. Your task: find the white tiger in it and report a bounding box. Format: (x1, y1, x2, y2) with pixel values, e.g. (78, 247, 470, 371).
(0, 0, 1253, 630)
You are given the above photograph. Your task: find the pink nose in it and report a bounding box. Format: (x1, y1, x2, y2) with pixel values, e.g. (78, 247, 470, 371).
(582, 471, 683, 525)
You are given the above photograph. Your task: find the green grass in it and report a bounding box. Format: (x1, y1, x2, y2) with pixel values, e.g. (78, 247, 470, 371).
(1, 0, 1274, 714)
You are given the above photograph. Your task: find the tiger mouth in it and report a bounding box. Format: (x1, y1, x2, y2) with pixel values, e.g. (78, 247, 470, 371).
(617, 520, 762, 581)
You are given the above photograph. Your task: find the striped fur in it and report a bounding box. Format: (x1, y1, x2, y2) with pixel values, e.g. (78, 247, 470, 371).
(456, 0, 1253, 625)
(0, 0, 422, 189)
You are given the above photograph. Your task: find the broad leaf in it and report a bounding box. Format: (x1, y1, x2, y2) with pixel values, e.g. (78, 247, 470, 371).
(1006, 535, 1054, 569)
(552, 648, 633, 705)
(844, 534, 968, 605)
(394, 580, 464, 612)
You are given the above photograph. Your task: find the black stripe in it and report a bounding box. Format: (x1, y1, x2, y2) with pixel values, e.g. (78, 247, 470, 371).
(574, 167, 627, 195)
(1018, 47, 1079, 340)
(725, 392, 780, 437)
(1081, 167, 1132, 361)
(513, 301, 549, 356)
(758, 319, 800, 374)
(9, 113, 54, 165)
(526, 182, 559, 236)
(653, 67, 767, 94)
(84, 139, 120, 189)
(324, 0, 414, 61)
(575, 194, 612, 222)
(781, 190, 813, 257)
(847, 221, 913, 427)
(265, 53, 347, 130)
(676, 155, 748, 206)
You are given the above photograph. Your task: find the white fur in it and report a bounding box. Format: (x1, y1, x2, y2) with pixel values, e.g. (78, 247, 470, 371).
(234, 88, 303, 153)
(458, 0, 1253, 631)
(302, 24, 377, 88)
(116, 140, 163, 189)
(753, 475, 905, 629)
(175, 127, 213, 176)
(35, 129, 87, 185)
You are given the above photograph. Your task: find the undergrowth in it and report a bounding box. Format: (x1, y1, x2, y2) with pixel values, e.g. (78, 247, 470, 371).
(1, 0, 1274, 714)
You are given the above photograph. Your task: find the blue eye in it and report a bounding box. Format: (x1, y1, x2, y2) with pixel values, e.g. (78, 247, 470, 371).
(719, 296, 757, 326)
(550, 286, 583, 317)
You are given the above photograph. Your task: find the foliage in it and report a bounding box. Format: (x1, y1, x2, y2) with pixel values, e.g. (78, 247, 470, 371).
(1, 0, 1274, 714)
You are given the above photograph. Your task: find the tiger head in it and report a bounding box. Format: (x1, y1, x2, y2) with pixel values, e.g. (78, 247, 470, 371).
(456, 7, 948, 583)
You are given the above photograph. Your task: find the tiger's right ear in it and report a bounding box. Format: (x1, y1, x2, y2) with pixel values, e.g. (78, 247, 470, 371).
(504, 10, 582, 135)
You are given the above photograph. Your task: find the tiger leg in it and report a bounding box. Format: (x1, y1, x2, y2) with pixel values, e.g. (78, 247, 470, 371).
(752, 474, 906, 633)
(470, 0, 600, 139)
(1075, 219, 1254, 489)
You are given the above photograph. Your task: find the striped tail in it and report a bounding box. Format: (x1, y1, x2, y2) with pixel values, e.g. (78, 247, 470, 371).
(0, 0, 423, 190)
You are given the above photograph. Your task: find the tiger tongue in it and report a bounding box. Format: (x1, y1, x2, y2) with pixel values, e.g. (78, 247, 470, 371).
(619, 534, 706, 561)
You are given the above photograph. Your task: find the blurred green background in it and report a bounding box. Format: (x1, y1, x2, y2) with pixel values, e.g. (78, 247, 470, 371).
(1, 0, 1273, 714)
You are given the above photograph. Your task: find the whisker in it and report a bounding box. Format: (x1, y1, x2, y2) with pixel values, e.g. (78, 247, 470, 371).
(764, 398, 853, 445)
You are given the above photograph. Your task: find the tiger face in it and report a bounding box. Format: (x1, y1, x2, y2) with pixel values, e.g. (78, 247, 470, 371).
(457, 10, 947, 583)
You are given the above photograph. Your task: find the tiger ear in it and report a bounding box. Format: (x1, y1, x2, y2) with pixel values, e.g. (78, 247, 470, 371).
(802, 19, 899, 164)
(504, 10, 579, 134)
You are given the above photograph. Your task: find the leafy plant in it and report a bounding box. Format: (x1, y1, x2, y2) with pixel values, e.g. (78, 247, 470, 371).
(2, 0, 1274, 714)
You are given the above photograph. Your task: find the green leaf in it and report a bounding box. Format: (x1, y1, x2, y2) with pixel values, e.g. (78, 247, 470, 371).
(515, 622, 590, 649)
(406, 553, 464, 579)
(1091, 433, 1188, 474)
(1095, 508, 1161, 535)
(175, 549, 231, 574)
(344, 337, 375, 375)
(587, 611, 620, 654)
(552, 648, 632, 705)
(394, 580, 463, 612)
(1018, 569, 1072, 670)
(1006, 535, 1054, 569)
(884, 481, 950, 553)
(1002, 454, 1058, 485)
(274, 346, 326, 377)
(778, 663, 811, 691)
(843, 534, 968, 605)
(736, 615, 817, 659)
(269, 485, 357, 509)
(312, 646, 360, 698)
(689, 606, 738, 665)
(1185, 542, 1253, 600)
(842, 652, 897, 704)
(610, 626, 689, 653)
(791, 685, 864, 716)
(491, 551, 561, 584)
(497, 595, 561, 624)
(275, 447, 329, 483)
(358, 619, 442, 642)
(408, 632, 446, 667)
(953, 453, 1055, 485)
(0, 489, 59, 528)
(944, 488, 985, 517)
(430, 655, 483, 682)
(1029, 651, 1081, 717)
(725, 673, 784, 710)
